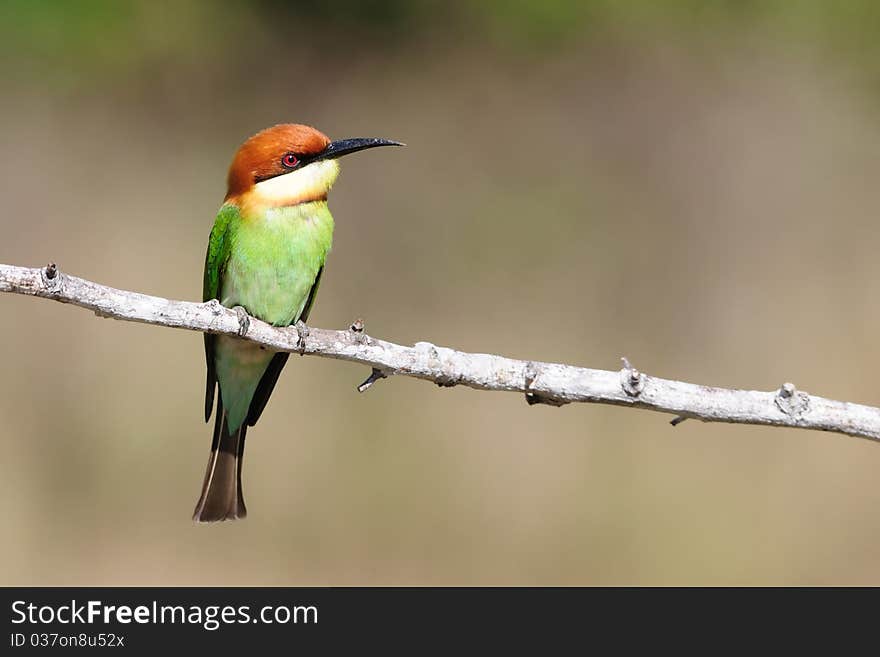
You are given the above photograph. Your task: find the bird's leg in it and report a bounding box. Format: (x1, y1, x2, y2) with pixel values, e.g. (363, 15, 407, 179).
(232, 306, 250, 337)
(294, 319, 309, 354)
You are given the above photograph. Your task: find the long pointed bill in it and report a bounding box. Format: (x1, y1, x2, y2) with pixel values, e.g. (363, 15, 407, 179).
(316, 137, 404, 161)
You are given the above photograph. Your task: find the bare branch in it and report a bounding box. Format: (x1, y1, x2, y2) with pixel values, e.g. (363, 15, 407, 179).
(2, 262, 880, 442)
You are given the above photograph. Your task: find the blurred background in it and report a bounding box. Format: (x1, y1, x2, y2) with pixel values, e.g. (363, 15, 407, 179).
(2, 0, 880, 585)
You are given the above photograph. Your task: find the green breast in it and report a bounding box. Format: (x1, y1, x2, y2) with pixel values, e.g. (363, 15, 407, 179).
(222, 201, 334, 326)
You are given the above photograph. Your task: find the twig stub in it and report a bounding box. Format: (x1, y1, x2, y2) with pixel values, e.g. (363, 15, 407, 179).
(357, 367, 387, 393)
(620, 357, 646, 397)
(775, 382, 810, 419)
(41, 262, 62, 292)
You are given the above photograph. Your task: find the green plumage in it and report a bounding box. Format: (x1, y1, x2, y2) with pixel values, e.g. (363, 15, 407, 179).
(195, 199, 333, 521)
(204, 200, 334, 430)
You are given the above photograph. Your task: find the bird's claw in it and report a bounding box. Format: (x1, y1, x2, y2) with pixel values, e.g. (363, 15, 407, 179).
(294, 320, 309, 354)
(233, 306, 250, 337)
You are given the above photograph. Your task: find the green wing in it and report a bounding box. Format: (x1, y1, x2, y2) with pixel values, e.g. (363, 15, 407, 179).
(203, 204, 238, 303)
(203, 204, 239, 421)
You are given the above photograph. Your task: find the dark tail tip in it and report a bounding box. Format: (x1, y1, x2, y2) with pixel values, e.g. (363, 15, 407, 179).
(192, 479, 247, 522)
(193, 409, 247, 523)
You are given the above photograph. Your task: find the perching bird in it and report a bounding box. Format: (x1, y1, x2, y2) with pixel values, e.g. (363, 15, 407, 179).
(195, 124, 401, 522)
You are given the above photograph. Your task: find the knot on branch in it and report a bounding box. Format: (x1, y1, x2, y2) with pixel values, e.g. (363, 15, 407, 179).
(435, 365, 463, 387)
(620, 357, 645, 397)
(203, 299, 223, 316)
(524, 362, 567, 407)
(41, 262, 62, 293)
(415, 341, 462, 388)
(775, 382, 810, 419)
(415, 341, 438, 357)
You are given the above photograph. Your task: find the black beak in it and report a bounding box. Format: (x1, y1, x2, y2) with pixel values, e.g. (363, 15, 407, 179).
(314, 137, 404, 162)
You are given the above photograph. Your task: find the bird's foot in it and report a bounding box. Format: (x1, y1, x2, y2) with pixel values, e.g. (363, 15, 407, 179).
(233, 306, 250, 337)
(294, 320, 309, 354)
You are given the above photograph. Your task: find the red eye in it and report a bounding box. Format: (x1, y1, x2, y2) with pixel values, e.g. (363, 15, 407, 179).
(281, 153, 299, 168)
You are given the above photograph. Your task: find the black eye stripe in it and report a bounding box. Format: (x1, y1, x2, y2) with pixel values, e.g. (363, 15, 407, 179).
(255, 151, 321, 183)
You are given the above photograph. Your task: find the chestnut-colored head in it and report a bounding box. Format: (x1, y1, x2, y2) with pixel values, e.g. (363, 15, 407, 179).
(226, 124, 331, 198)
(225, 123, 403, 209)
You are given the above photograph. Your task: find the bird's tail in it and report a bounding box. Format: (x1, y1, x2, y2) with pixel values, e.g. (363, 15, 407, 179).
(192, 399, 247, 522)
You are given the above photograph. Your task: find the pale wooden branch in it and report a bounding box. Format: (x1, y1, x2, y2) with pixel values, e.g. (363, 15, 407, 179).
(2, 262, 880, 442)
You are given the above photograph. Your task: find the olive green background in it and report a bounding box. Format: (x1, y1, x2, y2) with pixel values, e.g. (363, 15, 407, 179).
(2, 1, 880, 585)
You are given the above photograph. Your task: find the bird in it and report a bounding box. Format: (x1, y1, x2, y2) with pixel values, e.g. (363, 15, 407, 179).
(194, 124, 402, 522)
